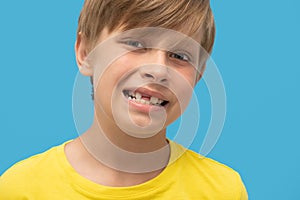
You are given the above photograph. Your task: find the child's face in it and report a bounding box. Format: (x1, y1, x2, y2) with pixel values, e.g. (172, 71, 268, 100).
(77, 27, 204, 138)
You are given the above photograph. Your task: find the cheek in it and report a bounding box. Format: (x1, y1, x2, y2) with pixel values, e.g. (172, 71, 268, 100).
(170, 68, 196, 112)
(176, 67, 198, 87)
(96, 55, 133, 88)
(109, 54, 139, 79)
(94, 55, 138, 104)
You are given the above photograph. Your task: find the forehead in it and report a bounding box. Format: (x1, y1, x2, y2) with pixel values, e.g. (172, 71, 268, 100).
(119, 24, 203, 44)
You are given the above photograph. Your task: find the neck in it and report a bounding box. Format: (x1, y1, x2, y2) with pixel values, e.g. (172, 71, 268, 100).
(79, 120, 170, 173)
(64, 113, 171, 186)
(65, 136, 170, 187)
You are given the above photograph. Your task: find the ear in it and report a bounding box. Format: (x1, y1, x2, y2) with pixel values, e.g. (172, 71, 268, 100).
(75, 32, 93, 76)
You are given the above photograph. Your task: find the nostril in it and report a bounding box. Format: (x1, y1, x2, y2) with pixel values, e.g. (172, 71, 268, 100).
(139, 66, 169, 83)
(142, 73, 169, 83)
(160, 78, 167, 83)
(144, 73, 154, 79)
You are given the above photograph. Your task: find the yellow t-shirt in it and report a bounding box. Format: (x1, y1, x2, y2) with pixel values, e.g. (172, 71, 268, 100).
(0, 141, 248, 199)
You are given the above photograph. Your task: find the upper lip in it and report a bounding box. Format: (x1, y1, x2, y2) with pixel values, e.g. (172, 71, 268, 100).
(127, 87, 169, 101)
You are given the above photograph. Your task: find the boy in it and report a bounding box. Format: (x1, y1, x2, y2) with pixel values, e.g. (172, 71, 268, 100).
(0, 0, 248, 199)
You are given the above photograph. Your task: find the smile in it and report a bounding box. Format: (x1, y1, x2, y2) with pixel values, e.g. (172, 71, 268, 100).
(122, 90, 169, 107)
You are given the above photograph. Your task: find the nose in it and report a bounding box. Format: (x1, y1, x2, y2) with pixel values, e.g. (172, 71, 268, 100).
(139, 50, 170, 83)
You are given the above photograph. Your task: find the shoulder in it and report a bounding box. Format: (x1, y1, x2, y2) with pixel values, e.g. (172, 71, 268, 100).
(0, 142, 67, 198)
(185, 148, 239, 175)
(170, 142, 248, 199)
(1, 143, 62, 177)
(171, 141, 240, 176)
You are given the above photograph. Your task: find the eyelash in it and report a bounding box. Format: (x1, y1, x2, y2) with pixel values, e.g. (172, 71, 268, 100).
(123, 40, 145, 49)
(168, 52, 191, 62)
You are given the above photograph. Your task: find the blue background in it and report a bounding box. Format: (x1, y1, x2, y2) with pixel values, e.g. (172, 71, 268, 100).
(0, 0, 299, 199)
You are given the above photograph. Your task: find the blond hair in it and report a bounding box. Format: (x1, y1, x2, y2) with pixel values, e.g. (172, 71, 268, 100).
(77, 0, 215, 54)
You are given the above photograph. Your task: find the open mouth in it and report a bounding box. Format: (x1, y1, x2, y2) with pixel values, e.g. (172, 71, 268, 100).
(123, 90, 169, 107)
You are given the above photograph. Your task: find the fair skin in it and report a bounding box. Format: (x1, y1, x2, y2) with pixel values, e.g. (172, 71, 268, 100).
(65, 27, 203, 187)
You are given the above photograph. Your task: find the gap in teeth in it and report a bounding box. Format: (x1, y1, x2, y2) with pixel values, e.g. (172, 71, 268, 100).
(124, 91, 166, 106)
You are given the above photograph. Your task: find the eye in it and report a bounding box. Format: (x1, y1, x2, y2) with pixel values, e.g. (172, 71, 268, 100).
(169, 52, 191, 62)
(124, 40, 145, 48)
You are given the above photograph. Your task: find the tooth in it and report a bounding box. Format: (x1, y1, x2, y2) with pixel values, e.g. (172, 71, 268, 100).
(150, 96, 158, 104)
(135, 92, 142, 100)
(141, 99, 146, 104)
(128, 96, 132, 100)
(145, 101, 150, 105)
(136, 99, 141, 103)
(157, 99, 163, 104)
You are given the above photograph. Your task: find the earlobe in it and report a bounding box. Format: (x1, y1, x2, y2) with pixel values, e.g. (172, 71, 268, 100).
(75, 32, 93, 76)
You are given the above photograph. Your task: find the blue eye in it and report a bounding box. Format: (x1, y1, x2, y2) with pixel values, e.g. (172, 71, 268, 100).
(124, 40, 144, 48)
(169, 52, 191, 62)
